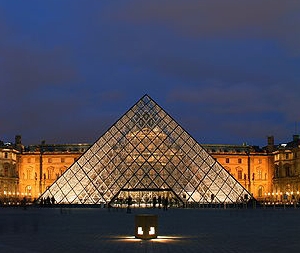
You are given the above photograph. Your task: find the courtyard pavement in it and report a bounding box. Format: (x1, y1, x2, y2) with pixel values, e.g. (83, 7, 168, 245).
(0, 206, 299, 253)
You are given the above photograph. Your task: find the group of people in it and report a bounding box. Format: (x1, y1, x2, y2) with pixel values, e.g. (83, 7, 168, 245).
(124, 195, 170, 211)
(152, 196, 169, 210)
(38, 196, 56, 207)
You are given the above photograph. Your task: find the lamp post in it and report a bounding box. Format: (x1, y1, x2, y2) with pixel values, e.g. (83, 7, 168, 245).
(246, 149, 251, 193)
(39, 140, 45, 195)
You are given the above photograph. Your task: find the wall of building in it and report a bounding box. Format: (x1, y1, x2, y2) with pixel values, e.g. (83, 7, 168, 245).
(0, 145, 19, 203)
(15, 144, 274, 201)
(203, 145, 273, 201)
(18, 152, 82, 201)
(272, 135, 300, 202)
(3, 135, 300, 204)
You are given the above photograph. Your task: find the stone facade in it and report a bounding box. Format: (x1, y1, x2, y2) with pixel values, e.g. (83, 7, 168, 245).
(203, 144, 273, 201)
(272, 135, 300, 202)
(2, 135, 300, 204)
(0, 140, 20, 204)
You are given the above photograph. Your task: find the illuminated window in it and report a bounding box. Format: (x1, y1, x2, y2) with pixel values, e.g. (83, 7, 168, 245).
(258, 170, 262, 180)
(47, 168, 53, 179)
(4, 167, 8, 177)
(27, 169, 31, 180)
(25, 185, 32, 196)
(258, 186, 263, 197)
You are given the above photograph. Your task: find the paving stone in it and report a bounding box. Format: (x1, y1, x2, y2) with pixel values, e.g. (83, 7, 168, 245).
(0, 207, 300, 252)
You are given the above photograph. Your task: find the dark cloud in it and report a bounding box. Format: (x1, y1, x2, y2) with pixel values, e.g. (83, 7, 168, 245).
(110, 0, 300, 54)
(0, 1, 299, 147)
(167, 82, 300, 119)
(0, 47, 78, 94)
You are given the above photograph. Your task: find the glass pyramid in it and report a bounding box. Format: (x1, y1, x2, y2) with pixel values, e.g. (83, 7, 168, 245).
(40, 95, 251, 206)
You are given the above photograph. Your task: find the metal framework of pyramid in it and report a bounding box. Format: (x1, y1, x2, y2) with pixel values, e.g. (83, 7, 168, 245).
(40, 95, 251, 206)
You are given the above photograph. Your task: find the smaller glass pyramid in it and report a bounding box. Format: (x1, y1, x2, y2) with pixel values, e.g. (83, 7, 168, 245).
(40, 95, 251, 206)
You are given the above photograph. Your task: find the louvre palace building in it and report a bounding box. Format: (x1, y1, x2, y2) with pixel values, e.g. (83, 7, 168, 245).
(1, 95, 300, 206)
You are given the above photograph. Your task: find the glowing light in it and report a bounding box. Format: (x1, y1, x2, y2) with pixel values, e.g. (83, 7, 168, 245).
(137, 227, 143, 235)
(149, 227, 155, 235)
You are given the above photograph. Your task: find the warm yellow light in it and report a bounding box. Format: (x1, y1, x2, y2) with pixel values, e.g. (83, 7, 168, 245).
(149, 227, 155, 235)
(137, 227, 143, 235)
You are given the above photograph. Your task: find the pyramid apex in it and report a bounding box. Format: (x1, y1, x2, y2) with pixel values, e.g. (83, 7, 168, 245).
(40, 94, 251, 205)
(141, 94, 152, 99)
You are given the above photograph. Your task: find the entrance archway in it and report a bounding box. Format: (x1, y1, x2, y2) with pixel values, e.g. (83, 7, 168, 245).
(110, 188, 184, 208)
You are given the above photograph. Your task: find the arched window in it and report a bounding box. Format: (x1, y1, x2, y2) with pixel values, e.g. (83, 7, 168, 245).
(284, 164, 291, 177)
(237, 170, 243, 180)
(275, 165, 279, 178)
(25, 185, 32, 196)
(4, 163, 9, 177)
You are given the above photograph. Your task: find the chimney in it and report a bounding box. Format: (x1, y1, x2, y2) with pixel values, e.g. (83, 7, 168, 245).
(267, 136, 274, 146)
(15, 135, 22, 145)
(15, 135, 24, 152)
(266, 136, 275, 153)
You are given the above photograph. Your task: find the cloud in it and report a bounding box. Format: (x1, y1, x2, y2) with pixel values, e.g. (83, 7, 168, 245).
(110, 0, 300, 54)
(0, 46, 78, 96)
(167, 83, 300, 117)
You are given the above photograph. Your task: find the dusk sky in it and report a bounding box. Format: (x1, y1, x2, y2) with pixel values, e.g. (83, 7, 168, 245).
(1, 0, 300, 147)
